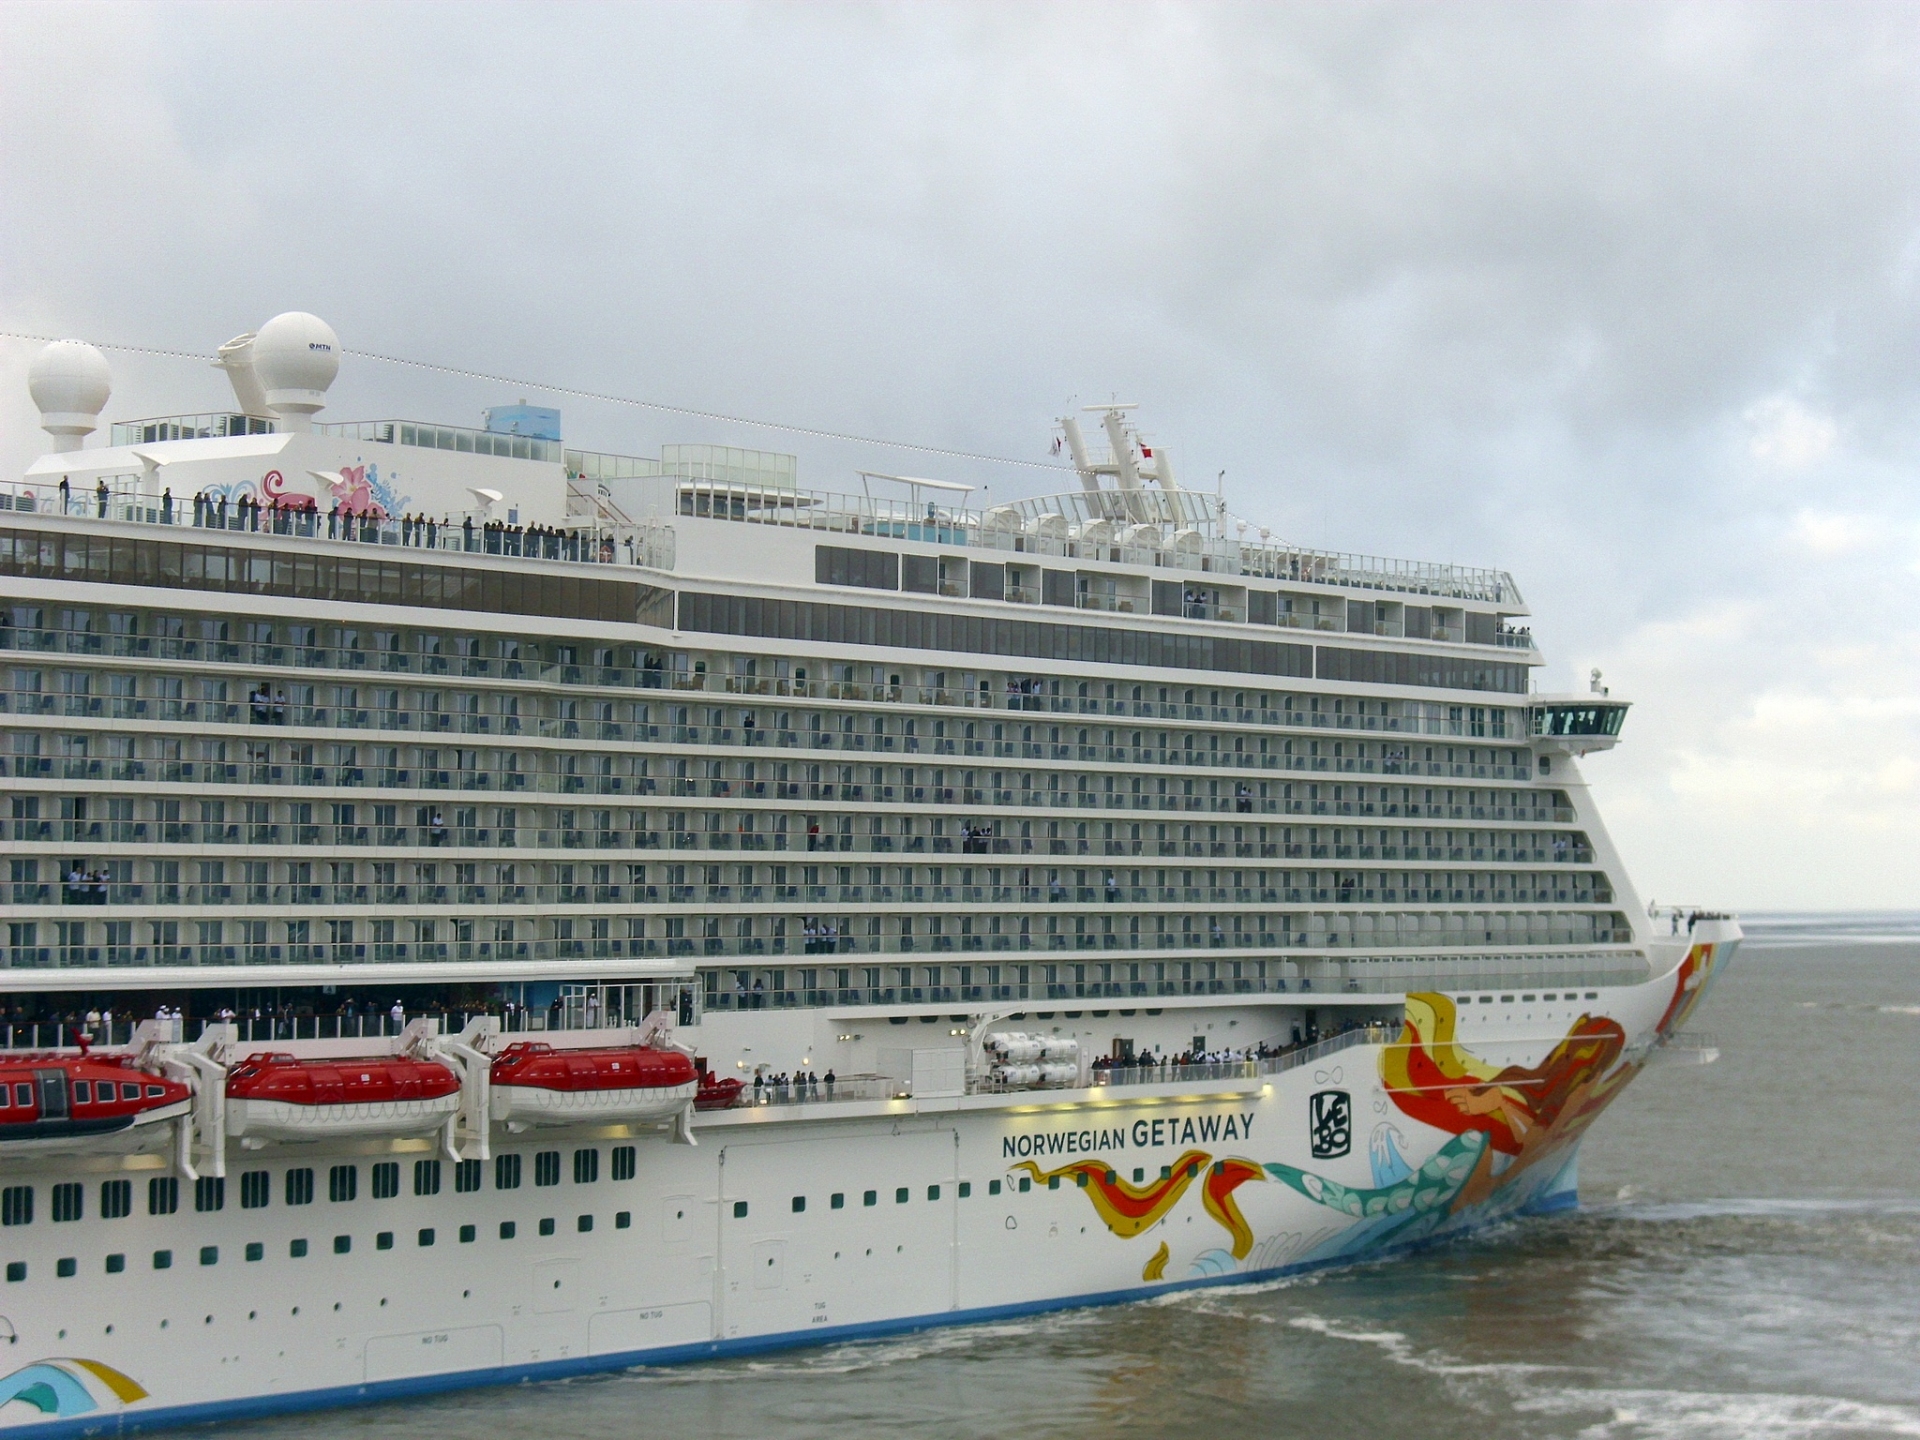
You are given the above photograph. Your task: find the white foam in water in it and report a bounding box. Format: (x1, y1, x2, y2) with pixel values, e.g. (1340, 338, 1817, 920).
(1588, 1196, 1920, 1222)
(1292, 1310, 1920, 1438)
(613, 1319, 1061, 1384)
(1739, 912, 1920, 947)
(1286, 1314, 1565, 1384)
(1516, 1386, 1920, 1439)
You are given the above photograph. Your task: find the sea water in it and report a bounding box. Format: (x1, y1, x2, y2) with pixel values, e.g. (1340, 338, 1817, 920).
(222, 923, 1920, 1440)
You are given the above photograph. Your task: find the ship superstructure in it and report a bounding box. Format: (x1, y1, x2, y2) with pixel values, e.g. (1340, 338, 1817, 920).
(0, 317, 1733, 1437)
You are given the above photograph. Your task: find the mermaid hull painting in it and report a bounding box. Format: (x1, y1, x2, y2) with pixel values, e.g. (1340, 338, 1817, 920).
(0, 929, 1734, 1438)
(0, 1361, 146, 1426)
(1009, 932, 1737, 1286)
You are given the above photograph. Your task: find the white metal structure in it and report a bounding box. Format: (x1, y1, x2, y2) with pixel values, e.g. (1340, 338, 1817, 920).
(0, 326, 1735, 1437)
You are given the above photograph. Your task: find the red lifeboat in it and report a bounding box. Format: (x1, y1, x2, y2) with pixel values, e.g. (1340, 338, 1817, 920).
(0, 1055, 190, 1155)
(695, 1062, 745, 1111)
(225, 1053, 461, 1142)
(488, 1043, 697, 1130)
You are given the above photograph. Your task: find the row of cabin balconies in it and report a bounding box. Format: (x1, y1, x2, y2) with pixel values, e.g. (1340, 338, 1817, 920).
(9, 873, 1611, 911)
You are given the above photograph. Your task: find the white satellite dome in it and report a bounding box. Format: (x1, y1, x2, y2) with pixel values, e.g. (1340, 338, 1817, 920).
(27, 339, 112, 453)
(251, 311, 340, 430)
(214, 332, 271, 418)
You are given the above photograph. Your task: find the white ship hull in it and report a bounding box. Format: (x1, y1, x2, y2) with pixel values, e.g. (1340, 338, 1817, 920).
(226, 1095, 461, 1143)
(0, 331, 1733, 1436)
(490, 1083, 698, 1131)
(0, 927, 1734, 1437)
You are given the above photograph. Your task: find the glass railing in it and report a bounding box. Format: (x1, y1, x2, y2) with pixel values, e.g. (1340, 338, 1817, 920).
(317, 420, 563, 464)
(109, 413, 277, 445)
(0, 478, 671, 569)
(699, 953, 1644, 1007)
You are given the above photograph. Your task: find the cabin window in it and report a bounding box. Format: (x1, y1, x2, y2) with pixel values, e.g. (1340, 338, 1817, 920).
(572, 1149, 598, 1185)
(495, 1154, 522, 1191)
(101, 1179, 132, 1219)
(610, 1146, 636, 1182)
(534, 1151, 561, 1187)
(148, 1176, 179, 1215)
(52, 1183, 82, 1223)
(414, 1160, 442, 1197)
(454, 1160, 482, 1193)
(0, 1188, 34, 1227)
(328, 1166, 357, 1204)
(371, 1163, 400, 1200)
(193, 1177, 224, 1213)
(285, 1169, 314, 1206)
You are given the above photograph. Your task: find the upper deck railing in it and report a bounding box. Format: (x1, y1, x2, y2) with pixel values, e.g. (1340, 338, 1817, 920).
(109, 413, 277, 446)
(658, 476, 1520, 605)
(319, 419, 564, 464)
(0, 476, 675, 571)
(40, 415, 1522, 606)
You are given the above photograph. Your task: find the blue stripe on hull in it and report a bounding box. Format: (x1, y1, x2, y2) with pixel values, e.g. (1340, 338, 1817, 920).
(11, 1163, 1584, 1440)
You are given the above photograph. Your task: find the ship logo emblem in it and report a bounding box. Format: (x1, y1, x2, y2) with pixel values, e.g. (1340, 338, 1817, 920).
(1309, 1090, 1351, 1159)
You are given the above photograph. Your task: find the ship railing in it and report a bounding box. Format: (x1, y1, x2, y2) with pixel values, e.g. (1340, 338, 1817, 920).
(700, 960, 1649, 1014)
(109, 413, 278, 446)
(642, 472, 1521, 602)
(732, 1073, 905, 1107)
(1086, 1027, 1397, 1089)
(974, 1027, 1394, 1096)
(0, 613, 1540, 724)
(0, 1005, 695, 1052)
(0, 478, 675, 571)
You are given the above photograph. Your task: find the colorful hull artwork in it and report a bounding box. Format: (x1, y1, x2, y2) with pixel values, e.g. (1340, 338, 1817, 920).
(1022, 942, 1730, 1283)
(0, 942, 1731, 1436)
(0, 1361, 146, 1424)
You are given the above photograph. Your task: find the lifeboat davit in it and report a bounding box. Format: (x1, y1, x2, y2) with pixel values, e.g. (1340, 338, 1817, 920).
(489, 1042, 697, 1130)
(0, 1055, 191, 1155)
(225, 1053, 461, 1141)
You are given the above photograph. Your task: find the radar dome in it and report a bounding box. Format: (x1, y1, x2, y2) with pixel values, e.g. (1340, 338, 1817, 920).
(27, 339, 112, 453)
(251, 311, 340, 430)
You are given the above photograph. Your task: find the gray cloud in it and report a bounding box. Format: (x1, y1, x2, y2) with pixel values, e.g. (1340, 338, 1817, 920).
(3, 0, 1917, 905)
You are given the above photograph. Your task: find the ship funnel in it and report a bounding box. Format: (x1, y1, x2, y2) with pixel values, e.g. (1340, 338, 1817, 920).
(28, 339, 111, 454)
(251, 311, 340, 433)
(214, 332, 272, 419)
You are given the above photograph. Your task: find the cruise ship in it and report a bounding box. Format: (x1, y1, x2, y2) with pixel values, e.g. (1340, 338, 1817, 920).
(0, 314, 1736, 1435)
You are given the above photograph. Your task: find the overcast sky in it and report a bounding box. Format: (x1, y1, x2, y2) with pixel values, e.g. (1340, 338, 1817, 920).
(3, 2, 1917, 911)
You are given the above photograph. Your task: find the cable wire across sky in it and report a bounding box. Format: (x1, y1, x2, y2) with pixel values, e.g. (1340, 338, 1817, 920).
(1, 328, 1075, 475)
